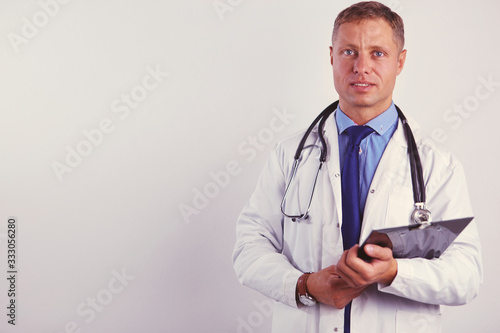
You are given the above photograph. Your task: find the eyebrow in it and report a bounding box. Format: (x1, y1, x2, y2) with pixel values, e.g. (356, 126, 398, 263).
(338, 43, 391, 54)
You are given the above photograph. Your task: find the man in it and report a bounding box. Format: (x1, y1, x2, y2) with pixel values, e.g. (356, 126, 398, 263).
(232, 2, 482, 332)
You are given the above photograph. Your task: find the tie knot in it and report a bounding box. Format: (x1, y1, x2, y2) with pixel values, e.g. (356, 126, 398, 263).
(345, 125, 374, 146)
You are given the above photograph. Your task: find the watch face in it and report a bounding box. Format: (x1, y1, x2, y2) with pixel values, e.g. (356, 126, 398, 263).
(299, 295, 316, 306)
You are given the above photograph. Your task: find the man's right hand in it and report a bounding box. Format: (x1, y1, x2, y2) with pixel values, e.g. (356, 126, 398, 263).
(306, 265, 368, 309)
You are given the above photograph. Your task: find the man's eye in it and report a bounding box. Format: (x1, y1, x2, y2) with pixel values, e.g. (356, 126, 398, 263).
(343, 50, 355, 56)
(373, 51, 385, 57)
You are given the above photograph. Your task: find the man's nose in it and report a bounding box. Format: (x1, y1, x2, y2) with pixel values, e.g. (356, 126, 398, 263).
(353, 53, 371, 74)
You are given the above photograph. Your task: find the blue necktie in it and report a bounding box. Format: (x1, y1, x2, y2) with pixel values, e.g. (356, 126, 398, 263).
(341, 125, 374, 333)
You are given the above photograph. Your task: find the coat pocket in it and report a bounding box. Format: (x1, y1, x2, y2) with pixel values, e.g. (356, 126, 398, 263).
(385, 186, 414, 227)
(395, 310, 441, 333)
(271, 302, 307, 332)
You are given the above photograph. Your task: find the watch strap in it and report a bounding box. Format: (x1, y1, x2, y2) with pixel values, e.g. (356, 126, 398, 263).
(297, 273, 311, 297)
(297, 272, 316, 306)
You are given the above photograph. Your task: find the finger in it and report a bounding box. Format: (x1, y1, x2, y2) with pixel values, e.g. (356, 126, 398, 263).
(364, 244, 393, 261)
(335, 251, 361, 287)
(335, 252, 353, 281)
(346, 245, 363, 266)
(344, 245, 370, 274)
(345, 246, 387, 287)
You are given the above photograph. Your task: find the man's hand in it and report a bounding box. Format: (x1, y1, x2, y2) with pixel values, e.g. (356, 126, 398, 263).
(336, 244, 398, 288)
(306, 265, 368, 309)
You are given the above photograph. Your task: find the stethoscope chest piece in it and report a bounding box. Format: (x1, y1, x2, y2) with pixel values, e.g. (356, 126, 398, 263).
(411, 202, 432, 226)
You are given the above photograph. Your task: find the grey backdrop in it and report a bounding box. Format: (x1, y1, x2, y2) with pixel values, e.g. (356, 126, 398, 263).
(0, 0, 499, 332)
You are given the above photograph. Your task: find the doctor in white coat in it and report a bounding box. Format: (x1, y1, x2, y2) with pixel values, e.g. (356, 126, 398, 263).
(232, 2, 482, 332)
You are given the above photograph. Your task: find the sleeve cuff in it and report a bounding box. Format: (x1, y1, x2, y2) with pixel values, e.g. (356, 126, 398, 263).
(378, 259, 412, 297)
(284, 270, 304, 308)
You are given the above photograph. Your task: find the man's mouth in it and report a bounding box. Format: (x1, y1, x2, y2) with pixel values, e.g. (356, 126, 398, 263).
(351, 82, 374, 87)
(350, 82, 374, 91)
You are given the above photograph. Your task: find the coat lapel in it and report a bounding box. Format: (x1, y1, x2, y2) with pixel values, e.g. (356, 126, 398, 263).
(360, 119, 409, 239)
(322, 111, 343, 226)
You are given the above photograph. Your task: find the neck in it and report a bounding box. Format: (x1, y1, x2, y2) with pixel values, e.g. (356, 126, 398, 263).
(339, 101, 392, 125)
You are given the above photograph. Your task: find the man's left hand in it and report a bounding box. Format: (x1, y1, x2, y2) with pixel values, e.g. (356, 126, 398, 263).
(335, 244, 397, 288)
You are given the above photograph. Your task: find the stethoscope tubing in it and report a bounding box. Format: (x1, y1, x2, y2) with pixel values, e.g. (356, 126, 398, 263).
(281, 101, 430, 224)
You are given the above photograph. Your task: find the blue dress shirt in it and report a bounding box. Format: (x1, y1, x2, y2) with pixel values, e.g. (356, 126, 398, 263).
(336, 103, 399, 215)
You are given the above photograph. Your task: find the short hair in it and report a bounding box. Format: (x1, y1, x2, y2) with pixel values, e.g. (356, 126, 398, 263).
(332, 1, 405, 51)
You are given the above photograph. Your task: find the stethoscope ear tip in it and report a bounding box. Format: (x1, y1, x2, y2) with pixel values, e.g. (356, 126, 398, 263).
(291, 215, 309, 223)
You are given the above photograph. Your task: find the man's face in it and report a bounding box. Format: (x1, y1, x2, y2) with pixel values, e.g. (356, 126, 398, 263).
(330, 18, 406, 119)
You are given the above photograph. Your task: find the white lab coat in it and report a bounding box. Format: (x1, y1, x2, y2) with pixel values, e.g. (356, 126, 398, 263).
(232, 112, 482, 333)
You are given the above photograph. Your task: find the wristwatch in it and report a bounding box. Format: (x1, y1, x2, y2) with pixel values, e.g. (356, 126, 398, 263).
(297, 273, 317, 306)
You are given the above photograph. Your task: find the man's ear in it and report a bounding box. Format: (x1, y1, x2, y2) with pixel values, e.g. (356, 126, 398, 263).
(396, 49, 407, 75)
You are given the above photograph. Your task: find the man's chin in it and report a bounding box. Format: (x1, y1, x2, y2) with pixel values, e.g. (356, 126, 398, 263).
(341, 97, 376, 109)
(341, 96, 391, 110)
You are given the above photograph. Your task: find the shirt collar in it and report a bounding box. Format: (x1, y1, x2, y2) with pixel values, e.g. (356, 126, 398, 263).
(335, 102, 398, 135)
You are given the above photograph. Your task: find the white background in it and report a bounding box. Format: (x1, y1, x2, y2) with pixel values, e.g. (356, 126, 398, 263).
(0, 0, 499, 332)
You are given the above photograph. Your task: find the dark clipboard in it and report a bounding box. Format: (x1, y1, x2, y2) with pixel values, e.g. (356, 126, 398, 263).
(357, 217, 474, 261)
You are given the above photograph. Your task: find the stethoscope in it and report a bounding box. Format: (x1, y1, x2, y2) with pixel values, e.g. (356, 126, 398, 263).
(280, 100, 432, 225)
